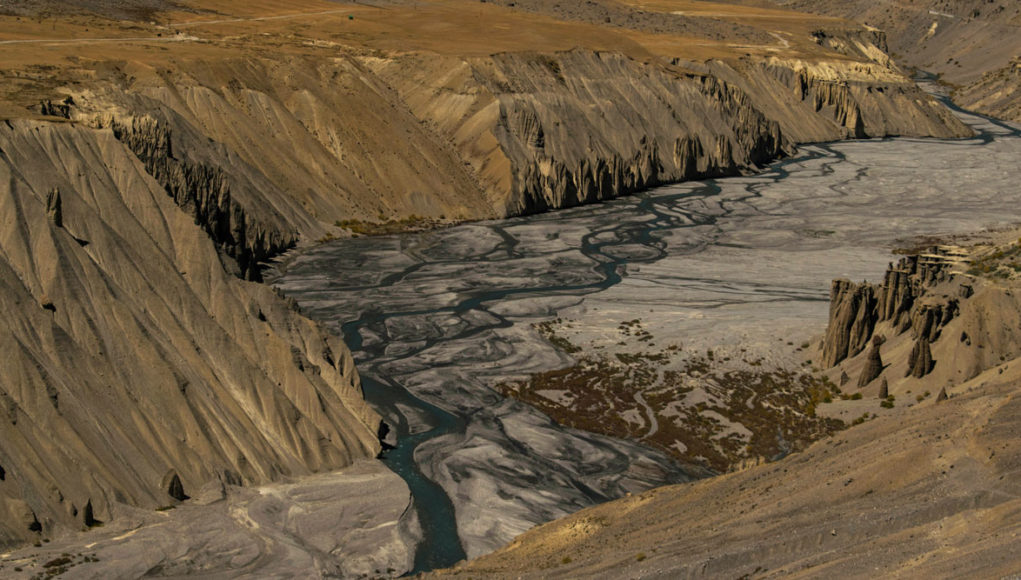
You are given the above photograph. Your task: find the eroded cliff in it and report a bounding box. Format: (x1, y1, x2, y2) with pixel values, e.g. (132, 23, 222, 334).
(819, 233, 1021, 404)
(765, 0, 1021, 122)
(0, 121, 382, 546)
(366, 46, 967, 217)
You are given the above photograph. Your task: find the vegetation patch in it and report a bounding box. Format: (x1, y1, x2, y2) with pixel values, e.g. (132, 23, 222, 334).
(500, 323, 844, 473)
(335, 214, 448, 236)
(535, 319, 582, 354)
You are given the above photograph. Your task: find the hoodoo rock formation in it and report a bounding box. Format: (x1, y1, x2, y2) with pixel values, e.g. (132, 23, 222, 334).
(823, 236, 1021, 395)
(857, 336, 885, 387)
(822, 249, 963, 368)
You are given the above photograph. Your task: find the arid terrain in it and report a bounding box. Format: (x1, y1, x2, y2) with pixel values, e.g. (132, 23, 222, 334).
(0, 0, 1016, 578)
(753, 0, 1021, 120)
(428, 229, 1021, 579)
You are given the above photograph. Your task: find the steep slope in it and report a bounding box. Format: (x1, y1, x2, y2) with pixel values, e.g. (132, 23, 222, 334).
(748, 0, 1021, 121)
(957, 57, 1021, 122)
(0, 121, 381, 546)
(367, 46, 965, 217)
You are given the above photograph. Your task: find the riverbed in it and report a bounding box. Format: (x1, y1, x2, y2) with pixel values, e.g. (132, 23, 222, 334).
(273, 95, 1021, 568)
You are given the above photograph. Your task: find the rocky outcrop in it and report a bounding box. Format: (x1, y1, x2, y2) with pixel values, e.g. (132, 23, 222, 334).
(39, 98, 73, 119)
(907, 336, 935, 378)
(857, 337, 884, 387)
(822, 279, 879, 367)
(821, 236, 1021, 393)
(45, 187, 62, 227)
(823, 248, 962, 367)
(703, 57, 971, 143)
(162, 471, 189, 502)
(810, 27, 893, 67)
(102, 115, 297, 281)
(772, 0, 1021, 122)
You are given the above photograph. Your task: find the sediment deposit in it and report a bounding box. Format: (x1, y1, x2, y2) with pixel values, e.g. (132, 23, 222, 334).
(427, 231, 1021, 579)
(0, 0, 1008, 574)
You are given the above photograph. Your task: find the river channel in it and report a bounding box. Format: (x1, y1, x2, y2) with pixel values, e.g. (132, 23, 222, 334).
(273, 94, 1021, 570)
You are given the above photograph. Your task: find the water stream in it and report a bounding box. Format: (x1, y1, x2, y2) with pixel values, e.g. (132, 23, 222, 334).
(273, 94, 1021, 572)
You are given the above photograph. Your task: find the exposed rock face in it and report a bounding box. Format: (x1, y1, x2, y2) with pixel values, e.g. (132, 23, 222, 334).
(878, 377, 889, 399)
(489, 53, 787, 215)
(363, 49, 787, 216)
(82, 500, 97, 528)
(768, 0, 1021, 122)
(823, 249, 959, 367)
(39, 99, 72, 119)
(907, 336, 935, 378)
(45, 187, 62, 227)
(163, 471, 189, 502)
(103, 115, 298, 281)
(703, 57, 969, 143)
(0, 121, 382, 546)
(857, 337, 884, 387)
(364, 46, 967, 218)
(823, 235, 1021, 395)
(822, 279, 879, 367)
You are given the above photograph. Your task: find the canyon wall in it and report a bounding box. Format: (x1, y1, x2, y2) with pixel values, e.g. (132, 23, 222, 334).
(0, 121, 382, 546)
(45, 38, 969, 232)
(365, 46, 968, 217)
(766, 0, 1021, 122)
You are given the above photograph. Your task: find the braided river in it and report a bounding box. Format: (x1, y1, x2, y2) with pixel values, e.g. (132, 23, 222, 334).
(274, 86, 1021, 571)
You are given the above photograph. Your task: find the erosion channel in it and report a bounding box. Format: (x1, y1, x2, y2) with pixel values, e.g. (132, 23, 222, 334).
(272, 92, 1021, 572)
